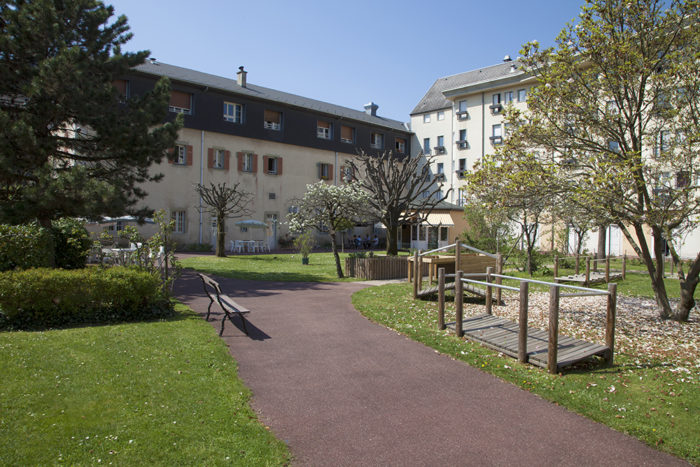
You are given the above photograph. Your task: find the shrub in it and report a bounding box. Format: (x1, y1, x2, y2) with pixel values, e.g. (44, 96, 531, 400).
(52, 218, 92, 269)
(0, 223, 53, 271)
(0, 267, 172, 328)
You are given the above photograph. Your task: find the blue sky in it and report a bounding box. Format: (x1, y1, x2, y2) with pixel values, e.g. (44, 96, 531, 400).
(109, 0, 584, 122)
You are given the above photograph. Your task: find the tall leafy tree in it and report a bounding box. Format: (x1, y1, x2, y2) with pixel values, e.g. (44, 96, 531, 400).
(504, 0, 699, 320)
(195, 182, 253, 257)
(287, 181, 371, 278)
(347, 150, 449, 256)
(0, 0, 180, 227)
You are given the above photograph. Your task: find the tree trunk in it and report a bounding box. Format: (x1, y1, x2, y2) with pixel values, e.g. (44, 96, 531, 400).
(330, 232, 344, 278)
(674, 251, 700, 321)
(597, 223, 607, 259)
(216, 215, 226, 257)
(386, 224, 399, 256)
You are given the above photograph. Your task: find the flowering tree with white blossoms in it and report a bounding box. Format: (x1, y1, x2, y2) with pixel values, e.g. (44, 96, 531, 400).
(287, 181, 373, 278)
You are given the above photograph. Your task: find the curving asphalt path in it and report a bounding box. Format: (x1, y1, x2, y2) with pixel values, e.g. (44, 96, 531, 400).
(173, 270, 687, 466)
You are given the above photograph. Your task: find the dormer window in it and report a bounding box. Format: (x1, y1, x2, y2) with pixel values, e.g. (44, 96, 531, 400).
(264, 110, 282, 130)
(224, 102, 243, 123)
(317, 121, 332, 139)
(169, 91, 192, 114)
(395, 137, 406, 154)
(370, 132, 384, 149)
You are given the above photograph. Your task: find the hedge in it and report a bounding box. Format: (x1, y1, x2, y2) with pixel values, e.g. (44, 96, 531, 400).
(51, 218, 92, 269)
(0, 267, 172, 328)
(0, 223, 53, 271)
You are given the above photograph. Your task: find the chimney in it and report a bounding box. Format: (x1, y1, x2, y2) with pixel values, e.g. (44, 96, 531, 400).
(364, 101, 378, 116)
(237, 66, 247, 88)
(503, 55, 512, 62)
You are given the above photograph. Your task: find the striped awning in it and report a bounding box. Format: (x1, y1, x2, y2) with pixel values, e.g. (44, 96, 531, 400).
(422, 213, 454, 226)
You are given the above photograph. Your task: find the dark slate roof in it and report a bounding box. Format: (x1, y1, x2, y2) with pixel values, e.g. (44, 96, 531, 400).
(134, 61, 409, 133)
(410, 61, 527, 115)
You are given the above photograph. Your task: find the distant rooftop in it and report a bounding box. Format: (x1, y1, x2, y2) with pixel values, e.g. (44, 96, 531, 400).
(134, 61, 409, 133)
(411, 60, 531, 115)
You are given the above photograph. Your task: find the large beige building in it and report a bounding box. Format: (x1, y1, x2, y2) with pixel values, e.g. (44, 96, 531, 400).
(119, 61, 412, 249)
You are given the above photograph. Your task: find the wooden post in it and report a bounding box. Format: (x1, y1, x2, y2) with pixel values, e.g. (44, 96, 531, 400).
(593, 255, 598, 272)
(496, 253, 503, 305)
(622, 254, 627, 280)
(518, 281, 529, 363)
(575, 253, 580, 275)
(455, 270, 463, 337)
(553, 255, 559, 280)
(438, 268, 445, 330)
(605, 283, 617, 366)
(605, 256, 610, 282)
(585, 257, 591, 286)
(455, 241, 461, 275)
(485, 266, 493, 315)
(417, 251, 423, 294)
(547, 286, 560, 374)
(412, 251, 418, 299)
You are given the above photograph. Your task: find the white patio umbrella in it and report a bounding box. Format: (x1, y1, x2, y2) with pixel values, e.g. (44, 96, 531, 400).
(235, 219, 268, 240)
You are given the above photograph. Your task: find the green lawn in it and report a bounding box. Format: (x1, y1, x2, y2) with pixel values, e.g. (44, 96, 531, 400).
(351, 283, 699, 464)
(0, 303, 289, 466)
(180, 252, 369, 282)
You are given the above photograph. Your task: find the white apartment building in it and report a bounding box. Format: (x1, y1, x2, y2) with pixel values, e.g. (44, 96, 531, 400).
(410, 57, 699, 259)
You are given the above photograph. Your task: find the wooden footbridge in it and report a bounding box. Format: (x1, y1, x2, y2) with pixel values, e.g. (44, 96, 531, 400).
(553, 255, 626, 286)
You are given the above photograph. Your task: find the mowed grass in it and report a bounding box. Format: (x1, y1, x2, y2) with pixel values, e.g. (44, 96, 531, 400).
(0, 303, 289, 466)
(180, 252, 369, 282)
(352, 283, 700, 464)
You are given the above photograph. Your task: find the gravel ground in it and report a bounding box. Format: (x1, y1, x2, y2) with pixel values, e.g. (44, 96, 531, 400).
(460, 291, 699, 378)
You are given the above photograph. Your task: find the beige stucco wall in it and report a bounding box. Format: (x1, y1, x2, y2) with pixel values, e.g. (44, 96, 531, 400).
(136, 127, 357, 248)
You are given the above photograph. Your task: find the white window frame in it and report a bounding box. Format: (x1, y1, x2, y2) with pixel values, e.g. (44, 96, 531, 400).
(317, 121, 332, 140)
(395, 138, 406, 153)
(243, 153, 254, 172)
(370, 132, 384, 149)
(458, 129, 467, 149)
(214, 149, 226, 169)
(267, 156, 278, 175)
(437, 111, 445, 121)
(492, 93, 501, 105)
(340, 126, 354, 144)
(504, 91, 514, 104)
(517, 88, 527, 102)
(175, 144, 187, 165)
(264, 110, 282, 130)
(423, 114, 431, 123)
(223, 102, 243, 123)
(492, 124, 502, 137)
(172, 210, 186, 233)
(423, 138, 430, 154)
(319, 163, 331, 180)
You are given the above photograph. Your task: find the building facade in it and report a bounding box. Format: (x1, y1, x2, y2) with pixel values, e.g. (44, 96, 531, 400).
(120, 61, 411, 249)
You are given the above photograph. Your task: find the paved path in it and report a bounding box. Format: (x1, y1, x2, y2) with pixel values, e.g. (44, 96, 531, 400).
(173, 270, 686, 466)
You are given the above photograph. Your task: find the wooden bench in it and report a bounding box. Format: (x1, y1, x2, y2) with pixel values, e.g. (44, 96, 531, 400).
(197, 273, 251, 336)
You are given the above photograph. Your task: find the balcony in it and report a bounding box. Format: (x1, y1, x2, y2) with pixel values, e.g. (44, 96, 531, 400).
(455, 169, 468, 179)
(489, 136, 503, 145)
(456, 139, 468, 149)
(433, 146, 446, 154)
(456, 110, 469, 120)
(489, 103, 503, 114)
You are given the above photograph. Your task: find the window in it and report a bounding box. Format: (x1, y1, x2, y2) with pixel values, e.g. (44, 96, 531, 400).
(317, 121, 332, 139)
(654, 130, 670, 157)
(608, 140, 620, 153)
(370, 132, 384, 149)
(676, 171, 690, 188)
(418, 226, 426, 241)
(423, 138, 430, 154)
(492, 93, 501, 105)
(606, 100, 619, 115)
(457, 129, 467, 149)
(224, 102, 243, 123)
(174, 144, 188, 165)
(169, 91, 192, 114)
(264, 110, 282, 130)
(340, 125, 355, 143)
(504, 123, 512, 139)
(395, 137, 406, 153)
(437, 162, 444, 174)
(113, 79, 129, 99)
(423, 114, 431, 123)
(436, 135, 445, 153)
(238, 152, 257, 173)
(517, 89, 527, 102)
(437, 111, 445, 121)
(456, 158, 467, 179)
(318, 163, 333, 180)
(491, 124, 503, 144)
(171, 210, 186, 233)
(440, 226, 448, 242)
(342, 165, 354, 183)
(504, 91, 514, 104)
(263, 156, 282, 175)
(490, 93, 502, 113)
(212, 149, 227, 169)
(457, 100, 468, 119)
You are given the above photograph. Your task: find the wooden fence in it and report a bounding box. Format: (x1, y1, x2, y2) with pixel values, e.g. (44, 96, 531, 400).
(345, 256, 425, 280)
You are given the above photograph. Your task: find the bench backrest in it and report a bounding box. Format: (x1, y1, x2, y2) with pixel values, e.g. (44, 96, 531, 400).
(198, 273, 223, 297)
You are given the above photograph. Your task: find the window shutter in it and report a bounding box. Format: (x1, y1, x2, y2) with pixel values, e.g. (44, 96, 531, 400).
(317, 162, 322, 179)
(170, 91, 191, 110)
(328, 163, 333, 180)
(262, 156, 269, 174)
(186, 145, 193, 166)
(237, 152, 244, 172)
(207, 148, 214, 168)
(224, 150, 230, 171)
(252, 154, 258, 173)
(277, 157, 283, 176)
(167, 147, 174, 164)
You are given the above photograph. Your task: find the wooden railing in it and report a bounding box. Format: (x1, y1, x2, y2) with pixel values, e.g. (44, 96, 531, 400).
(345, 256, 423, 280)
